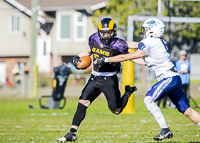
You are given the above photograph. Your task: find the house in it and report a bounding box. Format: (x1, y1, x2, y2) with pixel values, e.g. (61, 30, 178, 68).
(0, 0, 107, 85)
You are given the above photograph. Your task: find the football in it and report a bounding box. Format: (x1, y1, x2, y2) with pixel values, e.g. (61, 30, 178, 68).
(77, 56, 92, 69)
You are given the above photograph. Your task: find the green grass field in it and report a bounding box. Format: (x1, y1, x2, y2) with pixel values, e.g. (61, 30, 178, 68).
(0, 96, 200, 143)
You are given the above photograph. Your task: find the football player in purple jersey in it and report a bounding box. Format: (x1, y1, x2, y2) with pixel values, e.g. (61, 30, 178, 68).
(57, 18, 137, 142)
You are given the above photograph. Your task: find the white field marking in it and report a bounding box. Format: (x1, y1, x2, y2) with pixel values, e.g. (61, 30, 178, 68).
(135, 128, 141, 131)
(140, 120, 151, 123)
(193, 134, 199, 137)
(16, 126, 22, 128)
(152, 128, 160, 131)
(112, 125, 120, 127)
(121, 134, 129, 137)
(89, 136, 98, 139)
(61, 125, 69, 127)
(52, 112, 58, 116)
(91, 128, 95, 130)
(45, 125, 52, 127)
(30, 112, 68, 116)
(30, 119, 35, 121)
(39, 128, 65, 131)
(185, 123, 193, 126)
(0, 133, 5, 135)
(31, 113, 47, 116)
(8, 138, 16, 140)
(62, 112, 69, 115)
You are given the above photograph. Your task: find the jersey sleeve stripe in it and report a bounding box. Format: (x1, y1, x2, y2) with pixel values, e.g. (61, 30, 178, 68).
(138, 42, 146, 50)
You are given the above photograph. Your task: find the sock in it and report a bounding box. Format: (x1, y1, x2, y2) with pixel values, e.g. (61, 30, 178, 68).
(197, 122, 200, 127)
(72, 102, 87, 126)
(70, 128, 77, 133)
(144, 96, 168, 129)
(120, 93, 129, 113)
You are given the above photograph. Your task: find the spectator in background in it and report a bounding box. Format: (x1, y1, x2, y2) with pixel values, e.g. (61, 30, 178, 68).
(175, 50, 191, 103)
(157, 96, 168, 109)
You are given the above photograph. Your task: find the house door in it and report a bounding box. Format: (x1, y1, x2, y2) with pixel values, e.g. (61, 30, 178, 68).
(0, 62, 6, 85)
(37, 35, 51, 73)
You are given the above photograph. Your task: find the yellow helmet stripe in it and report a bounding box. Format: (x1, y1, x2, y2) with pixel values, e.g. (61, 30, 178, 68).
(98, 21, 102, 30)
(109, 20, 115, 30)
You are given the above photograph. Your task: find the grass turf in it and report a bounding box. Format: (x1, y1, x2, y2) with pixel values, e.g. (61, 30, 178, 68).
(0, 96, 200, 143)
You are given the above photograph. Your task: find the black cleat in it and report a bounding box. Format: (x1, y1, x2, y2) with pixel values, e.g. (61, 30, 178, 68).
(125, 85, 137, 96)
(57, 132, 77, 142)
(153, 128, 173, 141)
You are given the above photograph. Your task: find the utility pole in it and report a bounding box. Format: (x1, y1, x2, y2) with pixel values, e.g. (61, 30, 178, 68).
(28, 0, 38, 98)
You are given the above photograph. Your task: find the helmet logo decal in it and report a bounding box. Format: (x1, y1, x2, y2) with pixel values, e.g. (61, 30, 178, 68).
(148, 20, 156, 26)
(109, 20, 115, 30)
(98, 22, 103, 30)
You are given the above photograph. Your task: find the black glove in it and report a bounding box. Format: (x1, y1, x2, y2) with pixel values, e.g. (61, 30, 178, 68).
(94, 57, 106, 68)
(72, 56, 81, 69)
(96, 57, 105, 65)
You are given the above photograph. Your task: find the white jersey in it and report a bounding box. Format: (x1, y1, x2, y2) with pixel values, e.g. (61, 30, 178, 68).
(138, 37, 179, 81)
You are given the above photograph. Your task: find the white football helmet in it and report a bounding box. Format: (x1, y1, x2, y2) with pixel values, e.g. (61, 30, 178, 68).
(141, 18, 166, 38)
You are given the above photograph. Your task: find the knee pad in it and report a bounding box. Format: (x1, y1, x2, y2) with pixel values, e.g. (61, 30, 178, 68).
(144, 96, 161, 115)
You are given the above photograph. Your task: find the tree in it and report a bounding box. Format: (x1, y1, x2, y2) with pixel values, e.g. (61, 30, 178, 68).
(93, 0, 200, 54)
(163, 1, 200, 40)
(92, 0, 157, 40)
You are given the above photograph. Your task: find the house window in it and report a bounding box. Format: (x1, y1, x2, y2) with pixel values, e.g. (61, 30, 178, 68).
(57, 13, 71, 42)
(10, 15, 22, 34)
(77, 26, 83, 38)
(61, 15, 70, 39)
(74, 13, 86, 42)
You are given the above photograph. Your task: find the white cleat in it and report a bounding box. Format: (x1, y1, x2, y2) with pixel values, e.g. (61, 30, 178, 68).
(57, 136, 67, 143)
(57, 132, 77, 142)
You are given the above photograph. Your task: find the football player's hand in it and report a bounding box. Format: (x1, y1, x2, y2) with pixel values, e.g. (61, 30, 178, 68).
(95, 57, 105, 65)
(72, 56, 81, 69)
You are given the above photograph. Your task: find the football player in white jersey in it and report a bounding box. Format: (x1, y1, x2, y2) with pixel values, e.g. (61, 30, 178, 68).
(95, 18, 200, 141)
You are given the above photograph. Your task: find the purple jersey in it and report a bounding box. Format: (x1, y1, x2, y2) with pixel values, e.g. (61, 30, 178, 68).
(88, 32, 128, 72)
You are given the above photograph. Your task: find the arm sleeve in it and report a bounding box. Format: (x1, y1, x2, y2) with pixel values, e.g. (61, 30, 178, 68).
(138, 41, 149, 55)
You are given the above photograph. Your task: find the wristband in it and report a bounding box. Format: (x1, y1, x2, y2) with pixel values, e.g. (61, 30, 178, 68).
(104, 57, 109, 63)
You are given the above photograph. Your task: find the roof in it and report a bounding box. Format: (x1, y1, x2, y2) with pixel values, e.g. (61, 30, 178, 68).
(15, 0, 106, 11)
(5, 0, 46, 23)
(4, 0, 107, 23)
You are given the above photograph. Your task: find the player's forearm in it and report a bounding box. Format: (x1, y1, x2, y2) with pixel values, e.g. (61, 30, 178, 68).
(107, 49, 146, 63)
(106, 54, 127, 62)
(78, 48, 91, 57)
(127, 41, 139, 49)
(131, 58, 146, 66)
